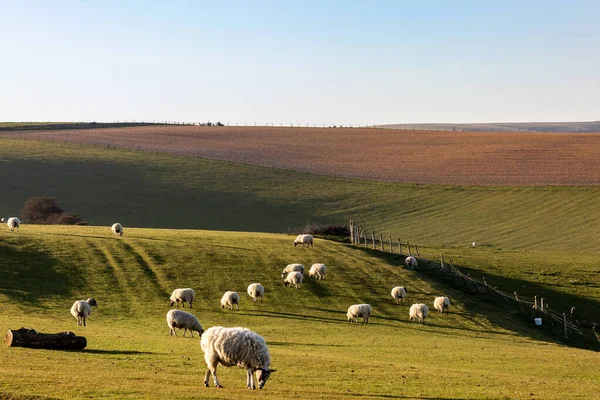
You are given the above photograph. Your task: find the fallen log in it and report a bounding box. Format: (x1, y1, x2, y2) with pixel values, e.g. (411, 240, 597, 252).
(5, 328, 87, 350)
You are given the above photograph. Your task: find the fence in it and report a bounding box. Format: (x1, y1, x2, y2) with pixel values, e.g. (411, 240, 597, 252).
(348, 219, 597, 349)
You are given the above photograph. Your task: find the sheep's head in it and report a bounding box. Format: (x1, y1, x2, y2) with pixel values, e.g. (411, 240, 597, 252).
(293, 242, 298, 247)
(256, 368, 275, 389)
(87, 298, 98, 307)
(283, 281, 290, 287)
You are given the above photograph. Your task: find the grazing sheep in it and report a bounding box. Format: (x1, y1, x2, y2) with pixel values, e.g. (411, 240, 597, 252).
(405, 256, 418, 269)
(347, 304, 371, 324)
(111, 223, 124, 236)
(308, 263, 327, 280)
(409, 303, 428, 323)
(434, 296, 450, 313)
(221, 291, 240, 311)
(283, 271, 303, 289)
(70, 298, 97, 326)
(472, 242, 477, 247)
(166, 309, 204, 337)
(281, 263, 304, 278)
(201, 326, 276, 389)
(0, 218, 5, 223)
(391, 286, 407, 304)
(247, 283, 265, 303)
(170, 288, 195, 308)
(7, 217, 20, 232)
(293, 234, 313, 248)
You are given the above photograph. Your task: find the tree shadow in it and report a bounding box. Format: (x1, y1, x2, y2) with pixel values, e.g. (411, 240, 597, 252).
(83, 349, 157, 355)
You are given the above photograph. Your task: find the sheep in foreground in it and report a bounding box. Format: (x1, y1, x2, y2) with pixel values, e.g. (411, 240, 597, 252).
(434, 296, 450, 313)
(391, 286, 407, 304)
(293, 234, 313, 248)
(308, 263, 327, 280)
(111, 222, 124, 236)
(283, 271, 303, 289)
(221, 291, 240, 311)
(70, 298, 98, 326)
(409, 303, 428, 323)
(201, 326, 276, 389)
(7, 217, 20, 232)
(166, 309, 204, 337)
(405, 256, 418, 269)
(247, 283, 265, 303)
(347, 304, 371, 324)
(170, 288, 195, 308)
(281, 263, 304, 278)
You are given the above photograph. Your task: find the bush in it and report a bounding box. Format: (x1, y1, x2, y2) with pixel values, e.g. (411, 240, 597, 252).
(283, 221, 349, 238)
(20, 197, 87, 225)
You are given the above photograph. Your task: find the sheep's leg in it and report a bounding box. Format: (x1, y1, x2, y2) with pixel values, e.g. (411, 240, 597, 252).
(246, 368, 253, 389)
(83, 317, 86, 327)
(182, 328, 188, 337)
(236, 303, 239, 311)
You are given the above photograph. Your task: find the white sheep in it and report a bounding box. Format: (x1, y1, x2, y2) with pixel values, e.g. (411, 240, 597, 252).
(201, 326, 276, 389)
(281, 263, 304, 278)
(70, 298, 97, 326)
(247, 283, 265, 303)
(434, 296, 450, 313)
(111, 222, 124, 236)
(283, 271, 303, 289)
(409, 303, 428, 323)
(347, 304, 371, 324)
(170, 288, 195, 308)
(7, 217, 20, 232)
(221, 291, 240, 311)
(308, 263, 327, 280)
(293, 234, 313, 248)
(166, 309, 204, 337)
(0, 217, 5, 223)
(405, 256, 418, 269)
(391, 286, 407, 304)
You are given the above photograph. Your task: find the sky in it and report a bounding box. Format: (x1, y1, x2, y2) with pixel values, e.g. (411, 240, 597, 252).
(1, 1, 599, 125)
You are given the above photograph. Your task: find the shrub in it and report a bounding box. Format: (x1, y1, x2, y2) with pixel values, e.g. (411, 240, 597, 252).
(20, 197, 87, 225)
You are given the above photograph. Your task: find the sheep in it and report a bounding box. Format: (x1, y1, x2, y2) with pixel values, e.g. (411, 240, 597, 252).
(434, 296, 450, 313)
(281, 263, 304, 278)
(201, 326, 276, 389)
(70, 298, 97, 326)
(283, 271, 303, 289)
(409, 303, 428, 323)
(221, 291, 240, 311)
(391, 286, 407, 304)
(111, 222, 123, 236)
(0, 217, 5, 223)
(405, 256, 418, 269)
(166, 309, 204, 337)
(308, 263, 327, 280)
(247, 283, 265, 303)
(7, 217, 20, 232)
(347, 304, 371, 324)
(293, 234, 313, 248)
(170, 288, 195, 308)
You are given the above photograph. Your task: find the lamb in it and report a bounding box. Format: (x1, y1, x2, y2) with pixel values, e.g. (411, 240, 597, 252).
(221, 291, 240, 311)
(405, 256, 418, 269)
(308, 263, 327, 280)
(70, 298, 97, 326)
(111, 222, 124, 236)
(281, 263, 304, 278)
(293, 234, 313, 248)
(247, 283, 265, 303)
(391, 286, 407, 304)
(283, 271, 303, 289)
(434, 296, 450, 313)
(166, 309, 204, 337)
(409, 303, 428, 323)
(347, 304, 371, 324)
(7, 217, 20, 232)
(170, 288, 195, 308)
(201, 326, 276, 389)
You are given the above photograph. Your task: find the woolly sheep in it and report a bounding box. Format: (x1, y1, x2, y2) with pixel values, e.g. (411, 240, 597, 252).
(409, 303, 428, 323)
(293, 234, 313, 248)
(7, 217, 20, 232)
(405, 256, 418, 269)
(166, 309, 204, 337)
(434, 296, 450, 313)
(391, 286, 407, 304)
(283, 271, 303, 289)
(0, 217, 5, 223)
(247, 283, 265, 303)
(281, 263, 304, 278)
(347, 304, 371, 324)
(308, 263, 327, 280)
(221, 291, 240, 311)
(170, 288, 195, 308)
(70, 298, 97, 326)
(111, 222, 124, 236)
(201, 326, 276, 389)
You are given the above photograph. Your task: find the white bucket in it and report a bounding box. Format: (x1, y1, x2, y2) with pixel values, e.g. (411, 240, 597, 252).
(534, 318, 542, 326)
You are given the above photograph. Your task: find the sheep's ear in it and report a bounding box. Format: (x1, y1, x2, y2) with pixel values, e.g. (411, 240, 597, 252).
(269, 369, 276, 373)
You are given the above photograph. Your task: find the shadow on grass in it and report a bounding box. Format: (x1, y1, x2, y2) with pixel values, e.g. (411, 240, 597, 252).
(269, 341, 349, 347)
(83, 349, 157, 355)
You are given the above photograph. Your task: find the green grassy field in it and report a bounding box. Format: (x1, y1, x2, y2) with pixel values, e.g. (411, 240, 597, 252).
(1, 226, 598, 400)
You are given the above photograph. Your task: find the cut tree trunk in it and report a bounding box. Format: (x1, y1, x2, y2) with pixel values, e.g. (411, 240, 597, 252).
(5, 328, 87, 350)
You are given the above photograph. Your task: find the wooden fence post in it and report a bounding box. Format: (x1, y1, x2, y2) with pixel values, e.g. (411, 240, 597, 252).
(415, 245, 420, 257)
(441, 254, 445, 269)
(371, 230, 375, 249)
(563, 313, 568, 339)
(407, 242, 412, 255)
(379, 233, 384, 251)
(398, 238, 402, 255)
(388, 236, 392, 253)
(363, 231, 367, 247)
(514, 292, 525, 315)
(570, 307, 576, 323)
(349, 219, 354, 244)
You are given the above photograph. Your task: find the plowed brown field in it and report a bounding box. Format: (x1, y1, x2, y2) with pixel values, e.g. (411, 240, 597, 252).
(4, 126, 600, 185)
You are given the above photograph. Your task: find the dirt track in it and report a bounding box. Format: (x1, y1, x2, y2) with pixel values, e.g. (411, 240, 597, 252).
(4, 125, 600, 185)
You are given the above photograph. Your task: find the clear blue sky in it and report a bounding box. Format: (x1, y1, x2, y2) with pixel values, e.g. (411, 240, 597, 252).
(1, 1, 598, 125)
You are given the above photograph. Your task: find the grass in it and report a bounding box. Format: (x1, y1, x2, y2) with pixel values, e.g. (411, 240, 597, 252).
(0, 226, 598, 400)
